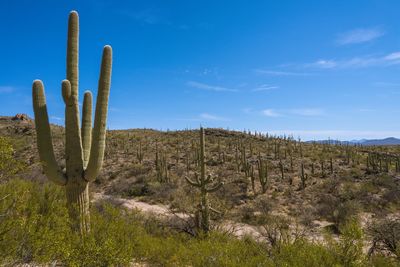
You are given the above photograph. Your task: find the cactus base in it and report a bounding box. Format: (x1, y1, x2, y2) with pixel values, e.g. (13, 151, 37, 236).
(66, 182, 90, 234)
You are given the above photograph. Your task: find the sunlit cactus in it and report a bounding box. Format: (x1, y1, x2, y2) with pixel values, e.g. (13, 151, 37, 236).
(185, 127, 223, 233)
(32, 11, 112, 234)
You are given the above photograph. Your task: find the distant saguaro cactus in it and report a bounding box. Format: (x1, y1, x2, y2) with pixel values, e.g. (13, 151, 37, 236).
(32, 11, 112, 234)
(257, 154, 268, 194)
(300, 162, 308, 190)
(185, 127, 223, 233)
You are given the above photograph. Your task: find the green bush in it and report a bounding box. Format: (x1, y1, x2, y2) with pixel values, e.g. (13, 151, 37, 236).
(0, 136, 25, 180)
(329, 220, 365, 266)
(0, 179, 398, 266)
(272, 240, 338, 267)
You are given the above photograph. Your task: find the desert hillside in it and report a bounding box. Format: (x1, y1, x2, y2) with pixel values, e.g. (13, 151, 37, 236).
(1, 114, 399, 265)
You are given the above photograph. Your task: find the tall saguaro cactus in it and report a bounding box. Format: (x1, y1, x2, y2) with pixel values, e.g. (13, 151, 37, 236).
(185, 127, 223, 233)
(32, 11, 112, 234)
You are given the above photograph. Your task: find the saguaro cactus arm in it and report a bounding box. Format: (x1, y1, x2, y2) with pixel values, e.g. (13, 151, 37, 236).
(32, 80, 67, 186)
(185, 176, 200, 187)
(205, 181, 223, 193)
(63, 80, 84, 180)
(85, 45, 112, 181)
(67, 10, 79, 97)
(62, 81, 71, 104)
(81, 91, 92, 167)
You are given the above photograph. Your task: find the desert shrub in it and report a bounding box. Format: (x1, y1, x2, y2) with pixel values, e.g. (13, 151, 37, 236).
(367, 217, 400, 259)
(271, 240, 338, 267)
(319, 178, 340, 194)
(294, 205, 316, 228)
(180, 234, 271, 267)
(254, 195, 273, 216)
(169, 185, 195, 211)
(127, 182, 152, 197)
(350, 167, 363, 179)
(327, 220, 365, 266)
(0, 179, 397, 266)
(316, 179, 361, 232)
(0, 179, 70, 263)
(0, 136, 25, 181)
(331, 201, 360, 233)
(368, 255, 399, 266)
(259, 215, 305, 251)
(142, 181, 178, 203)
(370, 175, 400, 209)
(341, 181, 358, 200)
(0, 179, 139, 266)
(358, 180, 380, 196)
(372, 174, 396, 188)
(317, 193, 360, 233)
(128, 163, 152, 177)
(381, 188, 400, 208)
(238, 204, 256, 224)
(0, 179, 272, 266)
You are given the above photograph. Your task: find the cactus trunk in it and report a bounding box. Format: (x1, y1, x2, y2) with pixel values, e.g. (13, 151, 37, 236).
(66, 182, 90, 233)
(201, 188, 210, 232)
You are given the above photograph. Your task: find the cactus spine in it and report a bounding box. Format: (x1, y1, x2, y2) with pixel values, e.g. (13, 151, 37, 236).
(32, 11, 112, 234)
(185, 127, 223, 233)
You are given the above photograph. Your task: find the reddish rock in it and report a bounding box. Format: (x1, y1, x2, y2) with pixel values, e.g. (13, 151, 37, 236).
(12, 113, 31, 121)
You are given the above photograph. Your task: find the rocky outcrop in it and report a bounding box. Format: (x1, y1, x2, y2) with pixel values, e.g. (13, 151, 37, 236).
(12, 113, 32, 121)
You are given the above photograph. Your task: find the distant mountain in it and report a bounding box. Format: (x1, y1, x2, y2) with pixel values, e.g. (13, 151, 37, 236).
(359, 137, 400, 146)
(307, 137, 400, 146)
(349, 139, 367, 144)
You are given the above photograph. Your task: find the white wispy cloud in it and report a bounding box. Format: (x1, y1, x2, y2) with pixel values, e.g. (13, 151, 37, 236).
(172, 113, 231, 122)
(252, 84, 279, 92)
(307, 51, 400, 69)
(0, 86, 15, 93)
(187, 81, 238, 92)
(260, 108, 324, 118)
(255, 69, 312, 76)
(336, 27, 385, 45)
(262, 109, 282, 117)
(384, 52, 400, 61)
(310, 60, 337, 69)
(199, 113, 230, 121)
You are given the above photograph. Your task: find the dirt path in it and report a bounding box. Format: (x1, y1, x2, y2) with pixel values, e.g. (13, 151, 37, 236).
(93, 193, 173, 216)
(92, 192, 372, 252)
(92, 192, 265, 240)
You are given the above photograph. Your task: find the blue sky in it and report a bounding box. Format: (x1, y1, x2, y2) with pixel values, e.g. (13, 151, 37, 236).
(1, 0, 400, 140)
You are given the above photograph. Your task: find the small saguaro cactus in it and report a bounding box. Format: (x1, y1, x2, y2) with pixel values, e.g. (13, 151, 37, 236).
(32, 11, 112, 234)
(136, 141, 144, 164)
(257, 154, 268, 194)
(300, 162, 308, 190)
(185, 127, 223, 233)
